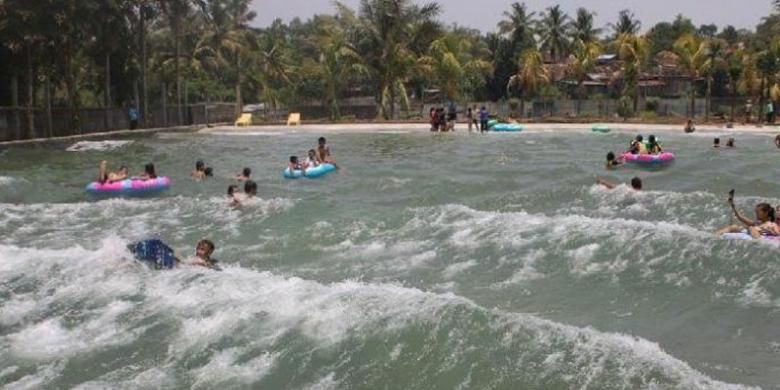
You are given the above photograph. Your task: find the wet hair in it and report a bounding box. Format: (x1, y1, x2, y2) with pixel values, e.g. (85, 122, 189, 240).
(290, 156, 299, 164)
(144, 163, 156, 178)
(606, 151, 615, 161)
(757, 203, 776, 222)
(196, 160, 205, 171)
(227, 185, 238, 196)
(244, 180, 258, 195)
(242, 167, 251, 177)
(635, 135, 644, 142)
(318, 137, 326, 144)
(727, 138, 735, 146)
(648, 135, 656, 143)
(714, 138, 720, 145)
(197, 239, 215, 253)
(630, 177, 642, 190)
(204, 167, 213, 177)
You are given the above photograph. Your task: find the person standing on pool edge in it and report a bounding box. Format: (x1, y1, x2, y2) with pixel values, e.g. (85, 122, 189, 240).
(317, 137, 338, 168)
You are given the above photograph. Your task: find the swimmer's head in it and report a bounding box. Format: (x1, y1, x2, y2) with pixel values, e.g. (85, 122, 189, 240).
(196, 160, 205, 171)
(196, 239, 215, 259)
(635, 135, 643, 142)
(318, 137, 327, 146)
(631, 177, 642, 190)
(607, 151, 615, 161)
(756, 203, 775, 222)
(714, 138, 720, 145)
(242, 167, 251, 177)
(244, 180, 258, 196)
(290, 156, 299, 164)
(227, 185, 238, 196)
(204, 167, 213, 177)
(144, 163, 156, 177)
(649, 135, 656, 143)
(308, 149, 316, 158)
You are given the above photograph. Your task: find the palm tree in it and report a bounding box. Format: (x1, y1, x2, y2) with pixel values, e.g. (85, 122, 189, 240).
(616, 33, 649, 113)
(538, 5, 570, 62)
(610, 10, 641, 39)
(756, 46, 779, 120)
(507, 48, 550, 117)
(158, 0, 194, 125)
(354, 0, 442, 120)
(673, 34, 708, 118)
(701, 38, 727, 121)
(568, 39, 602, 115)
(197, 0, 257, 117)
(726, 48, 744, 120)
(497, 2, 536, 54)
(418, 34, 493, 100)
(570, 8, 601, 44)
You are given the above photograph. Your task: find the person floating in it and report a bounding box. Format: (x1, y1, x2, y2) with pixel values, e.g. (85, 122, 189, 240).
(596, 176, 642, 191)
(317, 137, 338, 167)
(646, 135, 663, 154)
(127, 238, 221, 270)
(715, 190, 779, 239)
(684, 119, 695, 133)
(236, 167, 251, 182)
(606, 152, 623, 169)
(629, 135, 648, 155)
(98, 160, 128, 184)
(304, 149, 320, 169)
(191, 160, 213, 181)
(138, 163, 157, 181)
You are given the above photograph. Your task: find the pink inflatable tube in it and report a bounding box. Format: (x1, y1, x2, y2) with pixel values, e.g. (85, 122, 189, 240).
(85, 177, 171, 195)
(620, 152, 675, 165)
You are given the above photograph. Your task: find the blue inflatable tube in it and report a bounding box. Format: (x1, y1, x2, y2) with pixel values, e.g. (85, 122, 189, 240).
(284, 163, 336, 179)
(492, 123, 523, 132)
(722, 232, 780, 242)
(127, 239, 177, 269)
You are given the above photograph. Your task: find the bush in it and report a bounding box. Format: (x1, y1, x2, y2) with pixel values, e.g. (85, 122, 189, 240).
(644, 98, 660, 112)
(640, 111, 658, 121)
(508, 98, 522, 111)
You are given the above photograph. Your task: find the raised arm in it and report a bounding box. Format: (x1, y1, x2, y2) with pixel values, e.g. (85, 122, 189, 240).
(596, 177, 617, 190)
(729, 198, 755, 227)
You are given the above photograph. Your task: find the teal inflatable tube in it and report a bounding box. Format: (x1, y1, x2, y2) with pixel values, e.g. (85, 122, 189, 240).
(492, 123, 523, 132)
(284, 163, 336, 179)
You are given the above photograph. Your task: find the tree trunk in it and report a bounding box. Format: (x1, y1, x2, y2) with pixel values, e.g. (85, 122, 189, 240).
(140, 3, 148, 128)
(759, 77, 766, 122)
(105, 51, 112, 130)
(576, 80, 583, 116)
(174, 18, 182, 125)
(520, 97, 526, 118)
(705, 75, 712, 121)
(235, 53, 242, 118)
(45, 77, 53, 137)
(26, 46, 35, 139)
(690, 76, 696, 118)
(162, 82, 168, 127)
(11, 75, 20, 140)
(389, 84, 396, 120)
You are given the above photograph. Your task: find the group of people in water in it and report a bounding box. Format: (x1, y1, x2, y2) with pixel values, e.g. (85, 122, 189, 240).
(430, 103, 493, 133)
(286, 137, 338, 174)
(98, 160, 158, 184)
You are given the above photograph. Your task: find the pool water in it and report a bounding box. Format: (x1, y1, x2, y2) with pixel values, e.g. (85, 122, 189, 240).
(1, 128, 779, 389)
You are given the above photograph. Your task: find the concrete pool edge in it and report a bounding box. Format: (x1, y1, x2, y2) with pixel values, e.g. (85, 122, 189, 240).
(0, 124, 223, 146)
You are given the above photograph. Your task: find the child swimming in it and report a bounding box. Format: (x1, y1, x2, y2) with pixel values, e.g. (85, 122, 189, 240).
(606, 152, 623, 169)
(715, 190, 779, 239)
(596, 176, 642, 190)
(236, 167, 251, 182)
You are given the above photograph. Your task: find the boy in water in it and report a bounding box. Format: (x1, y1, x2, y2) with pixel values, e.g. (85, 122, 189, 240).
(726, 138, 735, 148)
(606, 152, 622, 169)
(236, 167, 251, 182)
(304, 149, 320, 169)
(98, 160, 129, 183)
(127, 239, 221, 270)
(629, 135, 647, 155)
(596, 176, 642, 190)
(713, 138, 720, 148)
(316, 137, 338, 167)
(191, 160, 211, 181)
(190, 239, 220, 270)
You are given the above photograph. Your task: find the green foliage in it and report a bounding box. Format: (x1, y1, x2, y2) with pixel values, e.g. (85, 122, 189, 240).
(617, 96, 634, 119)
(644, 97, 660, 112)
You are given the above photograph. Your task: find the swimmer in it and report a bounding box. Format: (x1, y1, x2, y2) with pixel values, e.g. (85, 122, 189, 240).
(227, 184, 239, 199)
(606, 151, 623, 169)
(316, 137, 338, 167)
(726, 138, 735, 148)
(304, 149, 320, 169)
(127, 238, 221, 270)
(236, 167, 251, 182)
(597, 176, 642, 190)
(98, 160, 128, 183)
(288, 156, 304, 174)
(715, 190, 779, 239)
(191, 160, 210, 181)
(629, 135, 647, 155)
(713, 138, 720, 148)
(244, 180, 258, 198)
(775, 134, 780, 148)
(647, 135, 663, 154)
(138, 163, 157, 180)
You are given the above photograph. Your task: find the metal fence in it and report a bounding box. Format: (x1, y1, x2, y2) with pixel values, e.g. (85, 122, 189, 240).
(0, 103, 236, 142)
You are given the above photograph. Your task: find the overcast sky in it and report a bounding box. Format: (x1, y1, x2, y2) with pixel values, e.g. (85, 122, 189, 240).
(250, 0, 774, 33)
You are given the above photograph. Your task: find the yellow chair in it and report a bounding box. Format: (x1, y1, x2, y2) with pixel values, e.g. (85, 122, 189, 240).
(235, 113, 253, 127)
(287, 113, 301, 126)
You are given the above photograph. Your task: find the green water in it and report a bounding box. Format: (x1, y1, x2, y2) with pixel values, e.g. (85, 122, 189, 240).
(1, 129, 779, 389)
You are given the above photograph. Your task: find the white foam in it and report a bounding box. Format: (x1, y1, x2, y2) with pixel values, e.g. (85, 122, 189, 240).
(191, 349, 277, 387)
(66, 140, 133, 152)
(442, 260, 478, 279)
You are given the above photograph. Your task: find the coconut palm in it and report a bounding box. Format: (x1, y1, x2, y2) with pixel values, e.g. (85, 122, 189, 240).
(507, 48, 550, 117)
(354, 0, 442, 120)
(726, 48, 744, 120)
(610, 10, 641, 39)
(497, 2, 536, 54)
(570, 8, 601, 44)
(701, 38, 727, 120)
(418, 34, 493, 101)
(616, 33, 649, 113)
(538, 5, 570, 62)
(568, 39, 602, 115)
(755, 46, 780, 119)
(673, 34, 709, 118)
(158, 0, 194, 124)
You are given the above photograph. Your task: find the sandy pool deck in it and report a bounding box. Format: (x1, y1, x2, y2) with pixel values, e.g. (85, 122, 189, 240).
(200, 122, 780, 138)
